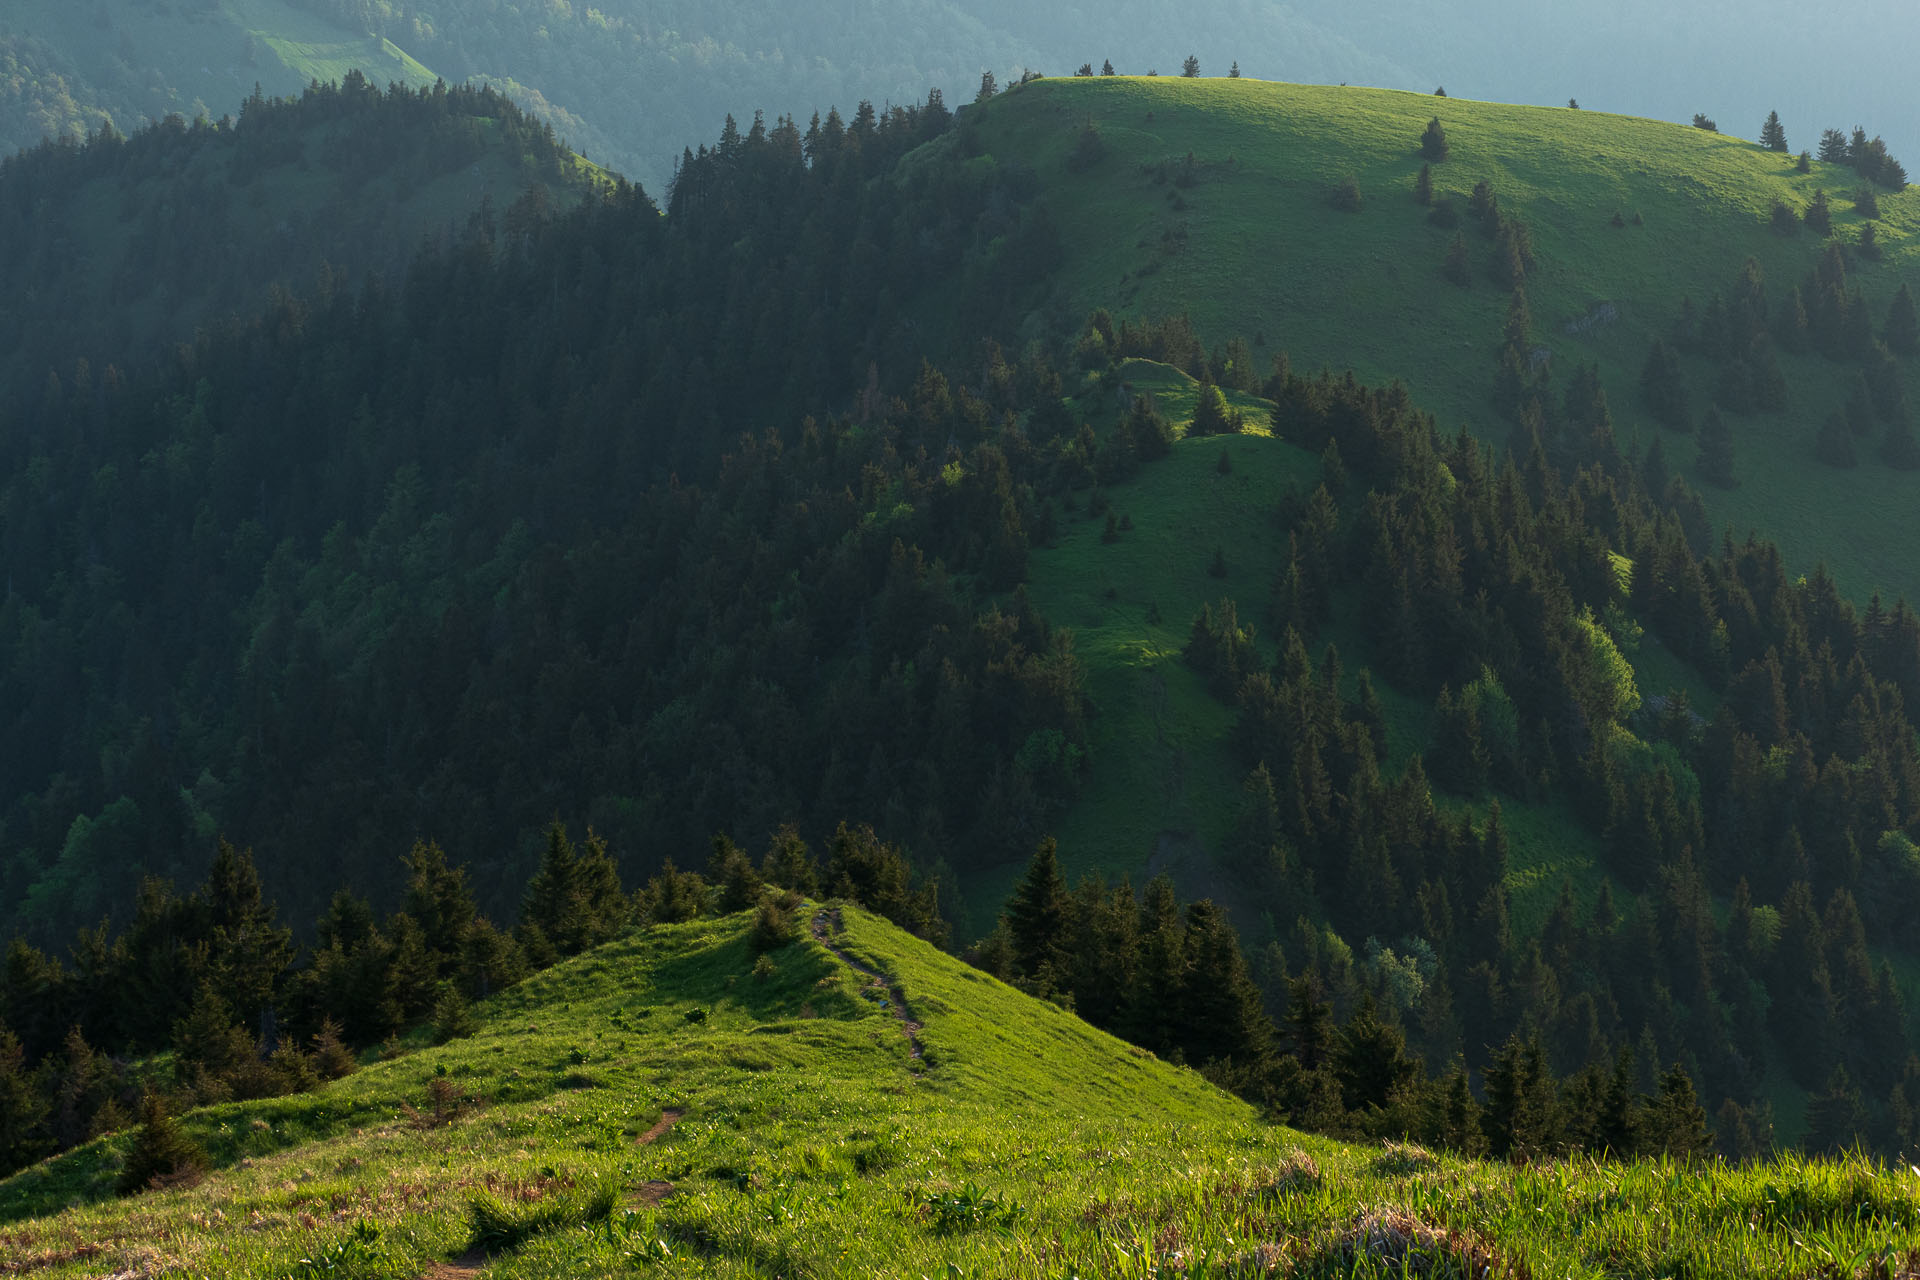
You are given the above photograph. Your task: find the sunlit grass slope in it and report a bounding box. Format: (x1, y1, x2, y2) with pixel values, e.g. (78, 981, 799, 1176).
(967, 75, 1920, 608)
(6, 905, 1920, 1278)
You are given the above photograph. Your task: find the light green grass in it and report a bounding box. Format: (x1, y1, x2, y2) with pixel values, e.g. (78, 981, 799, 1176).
(7, 906, 1918, 1278)
(969, 75, 1920, 611)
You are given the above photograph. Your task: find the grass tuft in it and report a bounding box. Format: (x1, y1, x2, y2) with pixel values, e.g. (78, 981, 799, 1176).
(466, 1177, 618, 1252)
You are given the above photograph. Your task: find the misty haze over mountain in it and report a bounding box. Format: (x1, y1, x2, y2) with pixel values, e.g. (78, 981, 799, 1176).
(3, 0, 1913, 194)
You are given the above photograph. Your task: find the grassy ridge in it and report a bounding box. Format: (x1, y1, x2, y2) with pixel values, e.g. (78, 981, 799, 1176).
(5, 907, 1919, 1277)
(970, 75, 1920, 611)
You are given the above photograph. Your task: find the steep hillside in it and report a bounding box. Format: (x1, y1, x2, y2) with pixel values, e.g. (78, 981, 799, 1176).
(0, 75, 610, 400)
(0, 0, 439, 158)
(966, 73, 1920, 612)
(6, 904, 1918, 1278)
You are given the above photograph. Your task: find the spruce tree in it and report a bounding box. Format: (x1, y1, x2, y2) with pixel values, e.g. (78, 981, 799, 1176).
(1283, 976, 1334, 1070)
(1331, 173, 1363, 213)
(1189, 381, 1233, 436)
(1175, 899, 1271, 1067)
(760, 823, 819, 897)
(0, 1023, 48, 1173)
(1819, 128, 1849, 163)
(1644, 1064, 1710, 1159)
(1331, 995, 1420, 1111)
(1796, 150, 1812, 173)
(1420, 116, 1450, 162)
(1760, 110, 1788, 152)
(400, 839, 476, 974)
(1804, 187, 1833, 236)
(202, 839, 294, 1041)
(1816, 411, 1857, 467)
(1101, 59, 1115, 76)
(975, 71, 997, 103)
(1886, 283, 1919, 356)
(1803, 1064, 1867, 1153)
(1639, 339, 1690, 430)
(1858, 221, 1881, 260)
(1181, 55, 1200, 78)
(1697, 406, 1736, 486)
(1413, 162, 1433, 206)
(117, 1092, 206, 1195)
(1006, 837, 1069, 980)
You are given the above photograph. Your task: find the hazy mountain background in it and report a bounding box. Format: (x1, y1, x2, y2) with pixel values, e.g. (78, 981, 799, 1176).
(7, 0, 1915, 197)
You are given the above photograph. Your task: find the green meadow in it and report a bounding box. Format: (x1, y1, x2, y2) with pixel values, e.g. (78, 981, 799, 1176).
(7, 905, 1918, 1278)
(968, 75, 1920, 611)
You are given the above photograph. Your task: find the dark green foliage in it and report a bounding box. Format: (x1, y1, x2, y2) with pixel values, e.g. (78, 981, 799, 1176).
(116, 1092, 205, 1195)
(0, 1023, 48, 1173)
(1331, 173, 1363, 213)
(1796, 150, 1812, 173)
(1189, 381, 1235, 436)
(1639, 340, 1690, 430)
(1331, 996, 1420, 1112)
(1887, 284, 1920, 356)
(1815, 412, 1857, 467)
(1854, 185, 1881, 219)
(1880, 420, 1920, 470)
(1696, 407, 1736, 486)
(825, 823, 948, 947)
(1644, 1064, 1711, 1160)
(1760, 110, 1788, 152)
(761, 825, 820, 898)
(1768, 200, 1798, 236)
(1007, 839, 1070, 981)
(1413, 162, 1433, 205)
(1692, 113, 1717, 132)
(709, 836, 763, 915)
(633, 859, 710, 932)
(1184, 598, 1255, 698)
(520, 824, 628, 959)
(432, 984, 476, 1044)
(1857, 221, 1881, 260)
(748, 894, 798, 953)
(1066, 121, 1106, 173)
(1820, 128, 1851, 163)
(1804, 188, 1833, 236)
(1803, 1065, 1868, 1154)
(1181, 55, 1200, 78)
(1482, 1036, 1556, 1159)
(1101, 60, 1115, 76)
(1420, 117, 1449, 162)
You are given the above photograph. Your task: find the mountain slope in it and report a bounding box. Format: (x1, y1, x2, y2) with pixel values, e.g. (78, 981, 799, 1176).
(966, 73, 1920, 610)
(0, 76, 610, 401)
(0, 0, 440, 158)
(6, 904, 1919, 1278)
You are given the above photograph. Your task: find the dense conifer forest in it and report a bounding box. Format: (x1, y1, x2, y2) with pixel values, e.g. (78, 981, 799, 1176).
(5, 67, 1920, 1184)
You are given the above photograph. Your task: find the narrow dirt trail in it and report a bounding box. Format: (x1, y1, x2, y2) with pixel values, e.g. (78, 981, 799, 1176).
(412, 1109, 684, 1277)
(810, 908, 925, 1070)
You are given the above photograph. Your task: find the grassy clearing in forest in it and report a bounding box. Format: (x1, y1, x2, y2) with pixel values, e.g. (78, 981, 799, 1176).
(7, 906, 1919, 1278)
